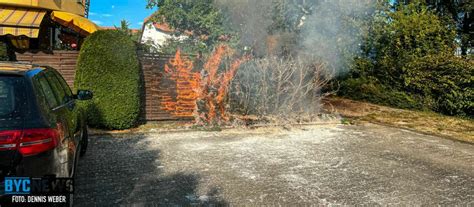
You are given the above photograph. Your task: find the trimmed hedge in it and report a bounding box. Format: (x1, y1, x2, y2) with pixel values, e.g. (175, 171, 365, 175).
(75, 30, 141, 129)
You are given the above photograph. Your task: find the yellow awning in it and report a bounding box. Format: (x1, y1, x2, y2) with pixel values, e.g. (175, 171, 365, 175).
(0, 7, 46, 38)
(51, 11, 99, 36)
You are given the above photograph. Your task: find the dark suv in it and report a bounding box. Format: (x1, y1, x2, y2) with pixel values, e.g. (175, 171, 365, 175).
(0, 62, 92, 180)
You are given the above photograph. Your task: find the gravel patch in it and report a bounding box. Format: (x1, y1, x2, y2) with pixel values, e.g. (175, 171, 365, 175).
(74, 123, 474, 206)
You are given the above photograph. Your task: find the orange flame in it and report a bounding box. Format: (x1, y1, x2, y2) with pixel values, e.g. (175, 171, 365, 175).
(161, 45, 248, 123)
(198, 45, 248, 123)
(161, 50, 200, 117)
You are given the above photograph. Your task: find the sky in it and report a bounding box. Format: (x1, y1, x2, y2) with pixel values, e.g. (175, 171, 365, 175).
(88, 0, 155, 29)
(88, 1, 395, 29)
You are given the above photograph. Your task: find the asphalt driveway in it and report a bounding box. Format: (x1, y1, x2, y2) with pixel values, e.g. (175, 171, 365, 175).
(74, 123, 474, 206)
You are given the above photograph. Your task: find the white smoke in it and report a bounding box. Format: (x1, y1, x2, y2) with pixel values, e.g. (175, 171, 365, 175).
(216, 0, 376, 74)
(299, 0, 375, 73)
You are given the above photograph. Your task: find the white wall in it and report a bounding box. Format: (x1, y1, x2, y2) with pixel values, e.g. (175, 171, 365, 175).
(140, 22, 188, 52)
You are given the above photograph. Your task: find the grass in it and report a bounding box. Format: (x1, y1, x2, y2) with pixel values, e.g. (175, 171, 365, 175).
(323, 96, 474, 144)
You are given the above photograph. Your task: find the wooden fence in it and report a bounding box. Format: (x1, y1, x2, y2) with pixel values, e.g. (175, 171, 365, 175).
(16, 51, 78, 87)
(15, 50, 193, 121)
(139, 53, 195, 121)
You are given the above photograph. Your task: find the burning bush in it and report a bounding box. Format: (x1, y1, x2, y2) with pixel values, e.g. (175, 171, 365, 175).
(162, 46, 333, 125)
(229, 56, 334, 121)
(196, 45, 248, 124)
(161, 45, 248, 125)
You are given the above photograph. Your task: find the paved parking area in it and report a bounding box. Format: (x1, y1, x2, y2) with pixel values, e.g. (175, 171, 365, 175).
(74, 123, 474, 206)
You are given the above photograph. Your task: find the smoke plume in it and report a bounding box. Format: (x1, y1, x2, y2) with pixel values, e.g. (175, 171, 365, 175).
(212, 0, 377, 120)
(215, 0, 375, 74)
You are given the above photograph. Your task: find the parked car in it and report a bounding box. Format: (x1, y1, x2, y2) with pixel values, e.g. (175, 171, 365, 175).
(0, 62, 92, 180)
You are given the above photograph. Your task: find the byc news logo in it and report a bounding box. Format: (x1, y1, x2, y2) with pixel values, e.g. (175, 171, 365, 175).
(1, 176, 74, 206)
(4, 177, 74, 195)
(4, 177, 31, 195)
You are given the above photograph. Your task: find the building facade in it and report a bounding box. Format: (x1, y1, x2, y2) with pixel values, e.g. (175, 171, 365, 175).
(0, 0, 97, 55)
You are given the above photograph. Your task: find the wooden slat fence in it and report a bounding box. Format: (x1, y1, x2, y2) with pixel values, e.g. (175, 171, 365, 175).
(15, 51, 195, 121)
(16, 51, 78, 87)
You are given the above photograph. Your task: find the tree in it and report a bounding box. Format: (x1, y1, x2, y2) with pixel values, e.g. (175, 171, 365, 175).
(115, 19, 142, 42)
(146, 0, 229, 53)
(395, 0, 473, 56)
(118, 20, 130, 31)
(375, 1, 456, 85)
(343, 1, 473, 117)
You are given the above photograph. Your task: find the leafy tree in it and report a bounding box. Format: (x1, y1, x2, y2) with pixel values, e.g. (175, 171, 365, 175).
(395, 0, 473, 56)
(367, 0, 457, 86)
(343, 0, 473, 117)
(146, 0, 229, 53)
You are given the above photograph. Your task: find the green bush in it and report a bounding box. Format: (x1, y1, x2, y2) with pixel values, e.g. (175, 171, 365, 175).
(0, 41, 8, 61)
(340, 56, 473, 118)
(0, 40, 14, 61)
(406, 56, 473, 117)
(338, 77, 424, 110)
(75, 30, 141, 129)
(339, 1, 473, 118)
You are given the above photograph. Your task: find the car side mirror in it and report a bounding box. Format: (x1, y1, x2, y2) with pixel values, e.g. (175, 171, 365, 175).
(75, 90, 93, 100)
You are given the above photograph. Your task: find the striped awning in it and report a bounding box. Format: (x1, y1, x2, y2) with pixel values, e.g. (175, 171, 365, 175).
(0, 7, 46, 38)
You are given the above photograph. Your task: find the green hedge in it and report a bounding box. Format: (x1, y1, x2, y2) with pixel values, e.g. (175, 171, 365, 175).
(339, 56, 473, 118)
(405, 56, 473, 117)
(75, 30, 141, 129)
(338, 77, 425, 110)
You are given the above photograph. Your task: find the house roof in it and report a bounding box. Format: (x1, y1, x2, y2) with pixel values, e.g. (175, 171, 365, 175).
(141, 14, 192, 35)
(152, 22, 174, 33)
(143, 14, 154, 25)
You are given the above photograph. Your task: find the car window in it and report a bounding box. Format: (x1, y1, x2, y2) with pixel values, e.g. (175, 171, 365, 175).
(0, 76, 24, 118)
(37, 74, 59, 108)
(45, 71, 69, 104)
(52, 70, 73, 97)
(31, 75, 50, 113)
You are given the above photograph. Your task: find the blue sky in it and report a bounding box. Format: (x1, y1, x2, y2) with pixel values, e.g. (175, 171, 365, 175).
(88, 0, 155, 29)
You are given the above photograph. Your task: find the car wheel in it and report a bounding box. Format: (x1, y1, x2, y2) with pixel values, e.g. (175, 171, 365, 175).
(79, 126, 88, 157)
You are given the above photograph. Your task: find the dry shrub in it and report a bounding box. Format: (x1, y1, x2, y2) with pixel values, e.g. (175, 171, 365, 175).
(195, 45, 248, 125)
(230, 56, 334, 122)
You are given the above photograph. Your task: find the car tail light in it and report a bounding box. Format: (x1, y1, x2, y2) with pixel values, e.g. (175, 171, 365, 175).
(0, 130, 22, 151)
(19, 129, 60, 156)
(0, 129, 59, 156)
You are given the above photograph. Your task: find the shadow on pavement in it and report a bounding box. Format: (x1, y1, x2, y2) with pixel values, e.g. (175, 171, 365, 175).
(74, 133, 227, 206)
